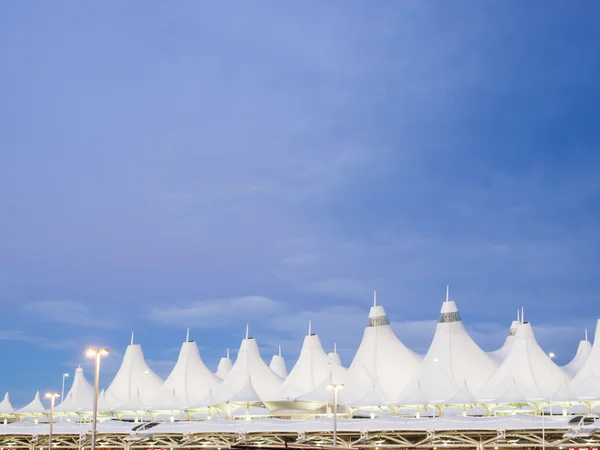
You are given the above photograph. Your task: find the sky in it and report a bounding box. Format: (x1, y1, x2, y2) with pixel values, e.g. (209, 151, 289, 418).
(1, 1, 600, 406)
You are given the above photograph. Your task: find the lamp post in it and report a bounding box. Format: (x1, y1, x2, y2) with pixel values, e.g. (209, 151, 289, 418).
(45, 392, 60, 450)
(328, 383, 344, 447)
(86, 348, 109, 450)
(61, 373, 69, 415)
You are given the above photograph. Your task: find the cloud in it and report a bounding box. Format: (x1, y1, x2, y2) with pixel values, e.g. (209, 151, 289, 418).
(0, 330, 76, 350)
(22, 301, 119, 328)
(148, 296, 285, 327)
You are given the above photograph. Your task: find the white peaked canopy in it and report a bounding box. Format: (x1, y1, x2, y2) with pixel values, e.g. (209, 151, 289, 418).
(562, 332, 592, 379)
(399, 292, 498, 403)
(18, 391, 45, 415)
(489, 320, 520, 364)
(56, 367, 94, 413)
(216, 349, 233, 380)
(328, 351, 343, 367)
(478, 322, 566, 402)
(105, 342, 163, 410)
(214, 330, 282, 404)
(0, 393, 14, 414)
(269, 346, 288, 379)
(571, 320, 600, 399)
(342, 293, 422, 405)
(150, 340, 221, 410)
(278, 326, 340, 400)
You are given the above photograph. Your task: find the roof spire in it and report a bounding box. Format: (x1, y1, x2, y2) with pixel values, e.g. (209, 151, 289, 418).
(245, 324, 249, 339)
(517, 308, 520, 322)
(446, 285, 450, 302)
(131, 331, 134, 345)
(373, 290, 377, 306)
(308, 319, 312, 335)
(278, 345, 282, 357)
(334, 341, 337, 354)
(521, 307, 524, 324)
(226, 348, 230, 359)
(585, 329, 588, 342)
(186, 328, 190, 343)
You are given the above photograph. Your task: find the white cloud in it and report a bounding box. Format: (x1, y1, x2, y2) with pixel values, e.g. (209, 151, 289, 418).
(148, 296, 285, 327)
(22, 301, 119, 328)
(0, 330, 76, 350)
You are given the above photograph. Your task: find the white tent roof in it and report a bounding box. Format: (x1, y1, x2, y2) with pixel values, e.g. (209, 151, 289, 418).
(0, 393, 14, 414)
(269, 346, 288, 379)
(489, 320, 520, 364)
(571, 319, 600, 399)
(399, 295, 498, 404)
(56, 367, 94, 413)
(478, 322, 566, 402)
(105, 343, 163, 410)
(215, 349, 233, 380)
(342, 295, 422, 405)
(150, 340, 221, 411)
(214, 333, 283, 404)
(562, 334, 592, 379)
(18, 392, 45, 415)
(277, 328, 337, 400)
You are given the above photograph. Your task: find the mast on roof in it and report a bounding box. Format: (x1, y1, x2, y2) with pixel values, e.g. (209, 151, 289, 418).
(517, 309, 520, 322)
(308, 319, 312, 335)
(278, 345, 282, 357)
(521, 307, 524, 323)
(334, 341, 337, 354)
(374, 290, 377, 306)
(186, 328, 190, 343)
(446, 285, 450, 302)
(131, 331, 134, 345)
(226, 348, 230, 359)
(585, 329, 588, 341)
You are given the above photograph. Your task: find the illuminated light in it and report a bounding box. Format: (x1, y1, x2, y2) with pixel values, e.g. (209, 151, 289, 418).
(549, 352, 556, 359)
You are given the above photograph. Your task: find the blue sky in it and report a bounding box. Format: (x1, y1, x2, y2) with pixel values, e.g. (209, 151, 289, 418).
(1, 1, 600, 406)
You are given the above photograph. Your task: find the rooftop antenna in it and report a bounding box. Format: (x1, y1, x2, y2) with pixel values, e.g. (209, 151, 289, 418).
(446, 285, 450, 302)
(374, 290, 377, 307)
(245, 324, 249, 339)
(585, 329, 588, 342)
(186, 328, 190, 343)
(226, 348, 230, 359)
(278, 345, 282, 357)
(131, 331, 134, 345)
(308, 319, 312, 335)
(521, 307, 524, 324)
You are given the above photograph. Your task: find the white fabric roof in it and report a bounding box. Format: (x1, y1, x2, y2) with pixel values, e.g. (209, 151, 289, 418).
(489, 320, 519, 364)
(214, 336, 282, 404)
(571, 319, 600, 399)
(0, 392, 14, 414)
(17, 392, 45, 415)
(215, 350, 233, 380)
(269, 348, 288, 379)
(104, 343, 163, 410)
(56, 367, 94, 413)
(278, 333, 338, 400)
(562, 338, 592, 379)
(342, 302, 422, 404)
(149, 340, 221, 410)
(478, 322, 566, 402)
(399, 299, 498, 403)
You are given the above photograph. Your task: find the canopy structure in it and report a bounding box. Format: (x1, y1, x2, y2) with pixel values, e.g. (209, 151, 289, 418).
(571, 319, 600, 399)
(150, 338, 221, 411)
(277, 323, 337, 401)
(214, 327, 283, 405)
(478, 321, 566, 402)
(17, 392, 45, 416)
(328, 343, 343, 367)
(215, 349, 233, 380)
(399, 289, 498, 404)
(269, 346, 288, 379)
(104, 340, 164, 411)
(56, 367, 94, 414)
(562, 330, 592, 379)
(489, 317, 520, 364)
(0, 393, 14, 417)
(342, 292, 422, 405)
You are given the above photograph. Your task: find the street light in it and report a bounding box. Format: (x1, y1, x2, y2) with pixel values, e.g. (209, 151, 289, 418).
(61, 373, 69, 415)
(542, 352, 556, 450)
(86, 348, 109, 450)
(328, 383, 344, 448)
(45, 392, 60, 450)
